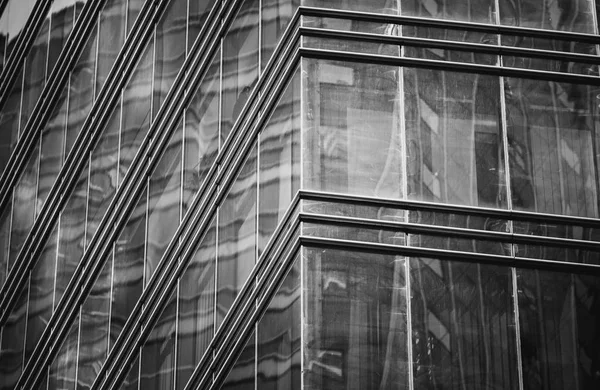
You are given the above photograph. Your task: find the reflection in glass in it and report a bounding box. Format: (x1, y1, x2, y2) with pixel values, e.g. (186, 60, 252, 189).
(257, 256, 301, 390)
(96, 0, 127, 96)
(146, 124, 182, 285)
(77, 256, 111, 390)
(506, 78, 599, 217)
(188, 0, 217, 53)
(177, 219, 216, 390)
(120, 355, 140, 390)
(0, 203, 11, 287)
(302, 58, 402, 199)
(498, 0, 596, 32)
(21, 15, 49, 131)
(217, 145, 257, 328)
(404, 68, 505, 208)
(261, 0, 298, 70)
(110, 190, 146, 349)
(153, 0, 187, 117)
(0, 68, 23, 172)
(411, 258, 518, 389)
(221, 331, 255, 390)
(0, 285, 28, 390)
(518, 269, 600, 389)
(258, 70, 300, 254)
(3, 0, 37, 56)
(303, 248, 409, 389)
(183, 51, 220, 215)
(403, 0, 494, 23)
(140, 291, 177, 390)
(49, 315, 80, 390)
(47, 1, 76, 75)
(301, 0, 396, 14)
(221, 0, 259, 142)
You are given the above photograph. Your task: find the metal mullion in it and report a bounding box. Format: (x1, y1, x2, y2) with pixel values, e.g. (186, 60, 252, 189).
(299, 47, 600, 85)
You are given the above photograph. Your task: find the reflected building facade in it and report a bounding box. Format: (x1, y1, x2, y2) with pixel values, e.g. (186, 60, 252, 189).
(0, 0, 599, 390)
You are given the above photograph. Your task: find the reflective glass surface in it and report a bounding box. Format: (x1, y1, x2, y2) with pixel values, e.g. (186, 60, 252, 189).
(0, 286, 28, 390)
(49, 315, 80, 390)
(221, 331, 256, 390)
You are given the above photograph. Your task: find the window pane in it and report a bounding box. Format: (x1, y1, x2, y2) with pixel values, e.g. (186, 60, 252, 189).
(220, 331, 255, 390)
(176, 218, 216, 390)
(4, 0, 37, 55)
(49, 315, 79, 390)
(0, 68, 23, 172)
(302, 59, 402, 199)
(0, 203, 11, 287)
(258, 69, 300, 255)
(21, 16, 49, 131)
(257, 256, 301, 390)
(261, 0, 298, 70)
(303, 248, 409, 389)
(498, 0, 596, 32)
(301, 0, 396, 14)
(188, 0, 217, 53)
(221, 0, 259, 142)
(96, 0, 127, 96)
(217, 145, 257, 329)
(0, 285, 28, 390)
(402, 0, 495, 23)
(47, 2, 76, 75)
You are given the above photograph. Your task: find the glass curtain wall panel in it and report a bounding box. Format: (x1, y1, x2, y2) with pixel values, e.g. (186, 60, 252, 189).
(0, 0, 38, 62)
(0, 285, 28, 390)
(48, 315, 80, 390)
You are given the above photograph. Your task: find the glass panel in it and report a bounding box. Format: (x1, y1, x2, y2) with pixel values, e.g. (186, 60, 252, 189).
(517, 269, 600, 389)
(127, 0, 144, 33)
(153, 0, 187, 117)
(119, 42, 153, 179)
(110, 187, 146, 349)
(302, 221, 407, 246)
(0, 284, 28, 390)
(96, 0, 128, 96)
(49, 315, 80, 390)
(498, 0, 596, 32)
(302, 58, 402, 199)
(303, 248, 409, 389)
(76, 256, 112, 390)
(56, 164, 88, 306)
(37, 88, 68, 215)
(258, 70, 300, 254)
(188, 0, 217, 53)
(217, 145, 257, 329)
(47, 2, 76, 76)
(140, 291, 177, 390)
(0, 203, 11, 287)
(86, 102, 121, 245)
(506, 78, 600, 217)
(402, 0, 495, 23)
(36, 369, 48, 390)
(24, 223, 58, 364)
(221, 0, 259, 142)
(301, 0, 397, 14)
(0, 7, 8, 72)
(9, 143, 39, 267)
(4, 0, 37, 55)
(146, 123, 182, 285)
(261, 0, 299, 70)
(119, 355, 140, 390)
(0, 68, 24, 174)
(66, 31, 97, 155)
(182, 51, 220, 215)
(220, 331, 255, 390)
(257, 257, 301, 390)
(21, 16, 49, 131)
(176, 218, 216, 390)
(411, 258, 519, 389)
(404, 68, 506, 208)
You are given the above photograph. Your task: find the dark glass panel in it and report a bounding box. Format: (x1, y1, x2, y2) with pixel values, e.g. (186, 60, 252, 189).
(0, 203, 11, 287)
(411, 258, 519, 389)
(77, 256, 112, 390)
(404, 68, 506, 208)
(257, 257, 301, 390)
(402, 0, 494, 23)
(220, 331, 255, 390)
(119, 42, 153, 179)
(408, 233, 508, 255)
(258, 69, 300, 255)
(86, 102, 121, 244)
(217, 145, 257, 328)
(47, 3, 76, 76)
(0, 285, 28, 390)
(303, 248, 409, 390)
(182, 51, 220, 215)
(0, 8, 7, 72)
(517, 269, 600, 389)
(506, 78, 600, 217)
(110, 188, 146, 349)
(153, 0, 187, 117)
(176, 218, 216, 390)
(221, 0, 259, 142)
(56, 165, 88, 306)
(140, 291, 177, 390)
(0, 68, 24, 173)
(49, 315, 80, 390)
(302, 222, 407, 246)
(119, 355, 140, 390)
(261, 0, 299, 70)
(66, 32, 97, 155)
(96, 0, 127, 96)
(146, 123, 182, 285)
(127, 0, 144, 34)
(24, 223, 58, 364)
(302, 58, 402, 199)
(188, 0, 217, 54)
(498, 0, 596, 32)
(37, 88, 68, 215)
(301, 0, 396, 14)
(36, 369, 48, 390)
(21, 17, 49, 131)
(9, 143, 39, 268)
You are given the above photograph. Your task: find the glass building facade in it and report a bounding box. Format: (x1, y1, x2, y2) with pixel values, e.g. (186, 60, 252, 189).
(0, 0, 599, 389)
